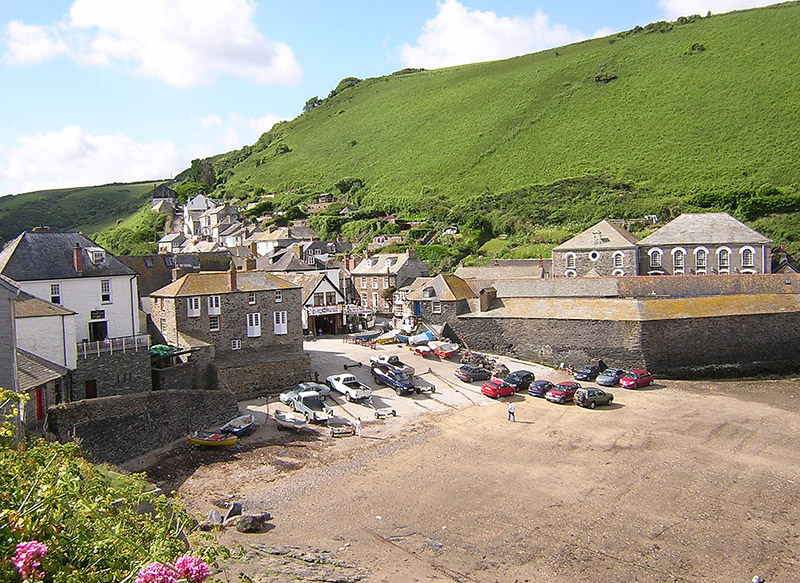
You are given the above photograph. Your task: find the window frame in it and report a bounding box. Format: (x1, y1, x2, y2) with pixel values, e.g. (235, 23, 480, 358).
(273, 310, 288, 335)
(431, 301, 442, 314)
(100, 279, 112, 303)
(275, 290, 283, 303)
(50, 283, 62, 305)
(208, 295, 221, 315)
(246, 312, 262, 337)
(187, 296, 201, 317)
(209, 315, 220, 332)
(248, 291, 257, 305)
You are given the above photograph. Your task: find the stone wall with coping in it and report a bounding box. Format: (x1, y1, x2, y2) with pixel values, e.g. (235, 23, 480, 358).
(47, 389, 240, 464)
(71, 349, 152, 400)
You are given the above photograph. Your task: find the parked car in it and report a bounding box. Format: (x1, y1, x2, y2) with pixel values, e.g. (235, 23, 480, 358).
(545, 381, 581, 404)
(528, 380, 555, 398)
(596, 368, 625, 387)
(480, 378, 516, 398)
(573, 366, 600, 381)
(278, 389, 334, 423)
(619, 369, 654, 389)
(575, 387, 614, 408)
(369, 354, 415, 376)
(502, 370, 535, 392)
(454, 364, 492, 383)
(370, 361, 416, 395)
(295, 381, 331, 397)
(325, 373, 373, 401)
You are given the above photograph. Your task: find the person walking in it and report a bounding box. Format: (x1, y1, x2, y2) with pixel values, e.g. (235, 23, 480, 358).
(354, 417, 362, 437)
(507, 402, 516, 422)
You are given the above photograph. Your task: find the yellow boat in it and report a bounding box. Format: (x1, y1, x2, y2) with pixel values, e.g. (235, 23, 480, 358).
(188, 430, 238, 447)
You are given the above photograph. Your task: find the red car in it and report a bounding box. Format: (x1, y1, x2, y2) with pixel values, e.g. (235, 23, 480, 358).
(619, 369, 654, 389)
(481, 378, 516, 398)
(545, 381, 581, 404)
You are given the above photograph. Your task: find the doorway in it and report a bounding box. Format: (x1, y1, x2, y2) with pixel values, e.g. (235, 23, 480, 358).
(88, 321, 108, 342)
(85, 379, 97, 399)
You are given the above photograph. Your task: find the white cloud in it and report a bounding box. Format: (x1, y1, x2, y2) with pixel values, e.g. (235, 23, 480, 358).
(399, 0, 586, 69)
(2, 0, 301, 87)
(0, 127, 184, 195)
(200, 112, 287, 152)
(658, 0, 779, 19)
(4, 20, 69, 64)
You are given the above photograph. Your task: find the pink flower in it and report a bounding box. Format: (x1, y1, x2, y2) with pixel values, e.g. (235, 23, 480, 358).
(12, 541, 48, 582)
(174, 555, 210, 583)
(135, 562, 178, 583)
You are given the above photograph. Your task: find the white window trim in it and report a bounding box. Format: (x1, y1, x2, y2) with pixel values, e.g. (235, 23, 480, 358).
(50, 283, 62, 305)
(372, 277, 378, 289)
(612, 269, 625, 276)
(740, 245, 756, 268)
(361, 277, 367, 289)
(648, 248, 663, 268)
(208, 295, 221, 315)
(694, 246, 709, 268)
(588, 250, 600, 262)
(100, 279, 112, 303)
(275, 290, 283, 303)
(209, 315, 220, 332)
(231, 339, 242, 350)
(612, 251, 624, 268)
(431, 301, 442, 314)
(564, 252, 577, 269)
(248, 291, 257, 305)
(247, 312, 262, 337)
(383, 277, 389, 289)
(717, 246, 732, 269)
(187, 296, 201, 317)
(564, 269, 577, 278)
(273, 310, 288, 335)
(672, 247, 686, 269)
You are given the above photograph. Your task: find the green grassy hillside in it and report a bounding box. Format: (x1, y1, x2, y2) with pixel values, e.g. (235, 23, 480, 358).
(0, 181, 163, 244)
(203, 3, 800, 257)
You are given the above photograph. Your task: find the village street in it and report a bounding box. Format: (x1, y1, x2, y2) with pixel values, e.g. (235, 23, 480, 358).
(140, 338, 800, 583)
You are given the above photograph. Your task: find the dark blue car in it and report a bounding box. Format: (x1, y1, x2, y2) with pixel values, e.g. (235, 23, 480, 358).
(573, 366, 600, 382)
(528, 380, 555, 397)
(502, 370, 535, 392)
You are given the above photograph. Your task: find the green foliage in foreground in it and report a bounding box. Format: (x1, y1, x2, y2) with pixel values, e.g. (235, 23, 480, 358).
(93, 205, 170, 256)
(0, 389, 219, 583)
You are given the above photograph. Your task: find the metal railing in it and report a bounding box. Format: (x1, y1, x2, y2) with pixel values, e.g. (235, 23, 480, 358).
(77, 334, 151, 358)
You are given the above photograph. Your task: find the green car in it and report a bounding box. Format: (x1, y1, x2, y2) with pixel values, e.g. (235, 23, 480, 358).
(575, 387, 614, 409)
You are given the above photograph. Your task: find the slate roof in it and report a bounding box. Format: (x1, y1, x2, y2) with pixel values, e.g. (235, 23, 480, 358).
(455, 259, 551, 280)
(278, 273, 331, 304)
(14, 290, 76, 318)
(406, 274, 477, 301)
(17, 348, 69, 391)
(553, 220, 639, 251)
(0, 231, 136, 282)
(118, 254, 177, 297)
(351, 252, 408, 275)
(151, 270, 299, 297)
(159, 232, 184, 243)
(251, 226, 317, 242)
(637, 213, 771, 246)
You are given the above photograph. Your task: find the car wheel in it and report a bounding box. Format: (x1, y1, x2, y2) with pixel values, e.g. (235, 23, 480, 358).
(395, 388, 403, 395)
(345, 393, 352, 402)
(559, 397, 565, 404)
(415, 388, 421, 394)
(430, 387, 436, 393)
(607, 397, 613, 406)
(590, 401, 596, 409)
(649, 379, 654, 386)
(374, 412, 380, 419)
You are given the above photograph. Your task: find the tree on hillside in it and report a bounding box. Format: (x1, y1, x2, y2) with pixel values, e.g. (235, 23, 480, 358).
(303, 96, 322, 113)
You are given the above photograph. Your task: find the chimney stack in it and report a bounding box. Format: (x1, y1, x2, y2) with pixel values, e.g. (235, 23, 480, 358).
(228, 260, 237, 290)
(171, 267, 186, 281)
(244, 256, 256, 271)
(73, 243, 84, 273)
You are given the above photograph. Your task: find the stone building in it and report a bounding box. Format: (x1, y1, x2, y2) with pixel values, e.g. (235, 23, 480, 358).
(405, 274, 477, 326)
(278, 272, 347, 335)
(150, 263, 310, 397)
(0, 276, 19, 394)
(351, 249, 431, 314)
(551, 220, 640, 278)
(637, 212, 772, 275)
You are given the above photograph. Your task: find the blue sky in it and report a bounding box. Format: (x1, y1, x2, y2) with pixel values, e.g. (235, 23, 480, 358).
(0, 0, 778, 196)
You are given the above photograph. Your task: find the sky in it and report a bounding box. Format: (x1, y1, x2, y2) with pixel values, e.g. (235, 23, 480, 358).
(0, 0, 780, 197)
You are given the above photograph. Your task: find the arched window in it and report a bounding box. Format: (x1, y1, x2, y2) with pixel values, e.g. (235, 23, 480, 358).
(718, 248, 731, 270)
(649, 249, 662, 268)
(613, 252, 624, 268)
(612, 269, 625, 277)
(695, 248, 707, 269)
(565, 253, 576, 269)
(565, 270, 577, 278)
(741, 247, 755, 268)
(673, 248, 685, 269)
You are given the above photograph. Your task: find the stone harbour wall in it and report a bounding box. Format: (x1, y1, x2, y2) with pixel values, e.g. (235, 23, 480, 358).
(47, 389, 239, 464)
(450, 309, 800, 378)
(215, 353, 311, 400)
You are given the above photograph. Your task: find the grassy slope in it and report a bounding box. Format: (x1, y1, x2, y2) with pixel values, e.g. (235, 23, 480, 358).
(217, 4, 799, 213)
(0, 182, 162, 243)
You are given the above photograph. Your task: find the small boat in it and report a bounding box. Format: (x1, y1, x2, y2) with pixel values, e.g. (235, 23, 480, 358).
(188, 431, 238, 447)
(408, 331, 435, 346)
(220, 414, 256, 436)
(430, 341, 459, 359)
(376, 330, 400, 344)
(354, 330, 381, 340)
(396, 333, 410, 344)
(413, 345, 433, 356)
(274, 409, 308, 431)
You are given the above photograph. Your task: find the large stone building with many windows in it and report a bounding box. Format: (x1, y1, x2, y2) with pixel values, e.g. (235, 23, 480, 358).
(150, 263, 309, 397)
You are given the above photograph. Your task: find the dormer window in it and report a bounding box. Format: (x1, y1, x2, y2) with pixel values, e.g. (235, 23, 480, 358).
(90, 250, 105, 263)
(423, 287, 435, 298)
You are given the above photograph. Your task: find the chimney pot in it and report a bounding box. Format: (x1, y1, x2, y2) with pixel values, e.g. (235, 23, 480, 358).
(228, 260, 237, 290)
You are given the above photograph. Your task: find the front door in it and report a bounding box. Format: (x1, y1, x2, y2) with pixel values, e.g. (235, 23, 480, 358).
(85, 379, 97, 399)
(88, 321, 108, 342)
(35, 387, 45, 420)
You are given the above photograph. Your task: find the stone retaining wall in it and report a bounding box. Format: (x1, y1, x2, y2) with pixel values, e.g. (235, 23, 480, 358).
(47, 389, 239, 464)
